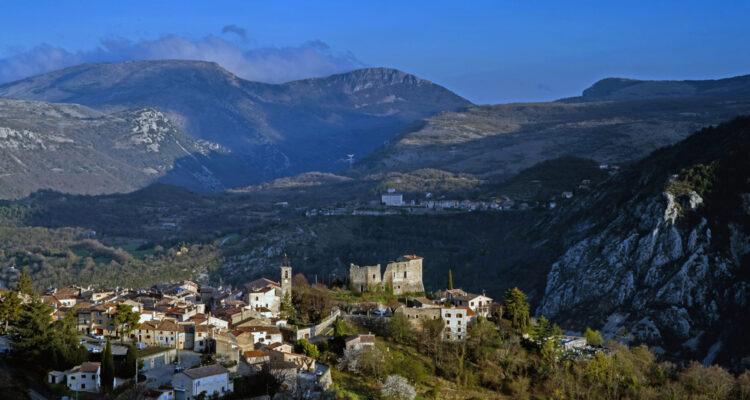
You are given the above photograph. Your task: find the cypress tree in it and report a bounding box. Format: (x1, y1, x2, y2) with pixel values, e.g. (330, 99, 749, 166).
(122, 343, 137, 379)
(101, 339, 115, 392)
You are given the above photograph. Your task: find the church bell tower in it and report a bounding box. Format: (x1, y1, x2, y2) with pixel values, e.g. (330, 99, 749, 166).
(280, 253, 292, 299)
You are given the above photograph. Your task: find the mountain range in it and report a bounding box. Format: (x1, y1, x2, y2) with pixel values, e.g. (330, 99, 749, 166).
(0, 61, 468, 197)
(354, 75, 750, 181)
(3, 62, 750, 200)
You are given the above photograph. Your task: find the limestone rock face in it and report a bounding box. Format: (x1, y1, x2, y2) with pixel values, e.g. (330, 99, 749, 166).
(537, 117, 750, 367)
(539, 188, 748, 364)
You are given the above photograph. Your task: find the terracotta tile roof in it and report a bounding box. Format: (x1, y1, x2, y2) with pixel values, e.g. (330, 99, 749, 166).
(455, 306, 476, 316)
(68, 361, 100, 374)
(402, 254, 423, 260)
(244, 350, 268, 358)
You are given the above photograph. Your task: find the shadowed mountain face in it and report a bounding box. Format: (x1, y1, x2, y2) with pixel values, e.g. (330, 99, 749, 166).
(0, 61, 470, 182)
(354, 75, 750, 181)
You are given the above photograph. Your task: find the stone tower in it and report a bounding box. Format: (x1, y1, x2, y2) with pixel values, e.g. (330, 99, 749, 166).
(280, 254, 292, 299)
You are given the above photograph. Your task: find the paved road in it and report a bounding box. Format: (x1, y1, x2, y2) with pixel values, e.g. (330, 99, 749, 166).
(143, 350, 202, 388)
(78, 335, 128, 355)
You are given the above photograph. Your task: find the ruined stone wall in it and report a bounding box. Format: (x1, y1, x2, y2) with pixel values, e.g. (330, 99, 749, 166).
(383, 258, 424, 295)
(349, 263, 382, 293)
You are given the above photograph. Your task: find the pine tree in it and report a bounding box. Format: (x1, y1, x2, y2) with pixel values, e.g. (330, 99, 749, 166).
(101, 339, 115, 392)
(17, 267, 34, 296)
(12, 299, 53, 367)
(51, 306, 87, 370)
(0, 291, 23, 332)
(447, 269, 453, 290)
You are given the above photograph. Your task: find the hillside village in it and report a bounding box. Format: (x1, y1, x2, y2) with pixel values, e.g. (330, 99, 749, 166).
(0, 254, 551, 399)
(3, 248, 749, 399)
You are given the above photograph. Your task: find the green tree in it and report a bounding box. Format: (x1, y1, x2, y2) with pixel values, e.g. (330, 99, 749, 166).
(51, 306, 87, 370)
(447, 269, 453, 290)
(280, 292, 295, 321)
(17, 267, 34, 296)
(11, 299, 53, 366)
(101, 339, 115, 392)
(388, 311, 413, 343)
(503, 287, 530, 330)
(120, 343, 137, 378)
(112, 304, 140, 343)
(333, 316, 349, 338)
(0, 291, 23, 331)
(584, 327, 604, 346)
(467, 318, 501, 362)
(532, 315, 561, 344)
(294, 339, 320, 359)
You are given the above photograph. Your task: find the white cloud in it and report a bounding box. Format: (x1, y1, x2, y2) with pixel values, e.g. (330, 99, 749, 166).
(0, 34, 365, 84)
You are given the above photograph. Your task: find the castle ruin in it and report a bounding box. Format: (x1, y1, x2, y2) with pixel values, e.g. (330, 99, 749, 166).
(349, 255, 424, 295)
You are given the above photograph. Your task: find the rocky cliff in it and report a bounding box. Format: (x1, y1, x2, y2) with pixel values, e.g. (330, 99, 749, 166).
(538, 117, 750, 368)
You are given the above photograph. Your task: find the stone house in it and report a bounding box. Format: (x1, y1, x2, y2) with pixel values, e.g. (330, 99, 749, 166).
(345, 334, 375, 351)
(232, 325, 283, 351)
(137, 319, 187, 348)
(76, 303, 116, 336)
(399, 307, 441, 330)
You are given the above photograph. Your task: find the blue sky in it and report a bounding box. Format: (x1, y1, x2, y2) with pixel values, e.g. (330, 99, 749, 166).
(1, 1, 749, 103)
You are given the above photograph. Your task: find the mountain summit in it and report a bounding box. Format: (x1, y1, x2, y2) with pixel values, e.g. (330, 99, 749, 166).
(0, 60, 469, 186)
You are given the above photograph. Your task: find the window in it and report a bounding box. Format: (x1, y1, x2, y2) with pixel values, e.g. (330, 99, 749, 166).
(446, 327, 451, 332)
(81, 384, 86, 389)
(445, 313, 451, 318)
(404, 271, 407, 278)
(372, 274, 376, 279)
(458, 327, 461, 332)
(82, 374, 86, 379)
(457, 314, 462, 318)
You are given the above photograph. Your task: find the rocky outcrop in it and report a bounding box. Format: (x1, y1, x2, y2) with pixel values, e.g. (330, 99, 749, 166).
(537, 117, 750, 367)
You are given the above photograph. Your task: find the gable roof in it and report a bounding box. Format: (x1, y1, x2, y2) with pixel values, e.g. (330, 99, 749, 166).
(244, 278, 280, 291)
(244, 350, 268, 359)
(181, 364, 228, 379)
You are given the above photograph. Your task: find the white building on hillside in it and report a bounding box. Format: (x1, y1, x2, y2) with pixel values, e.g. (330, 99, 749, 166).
(172, 364, 232, 399)
(381, 190, 404, 206)
(66, 362, 100, 393)
(441, 306, 476, 341)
